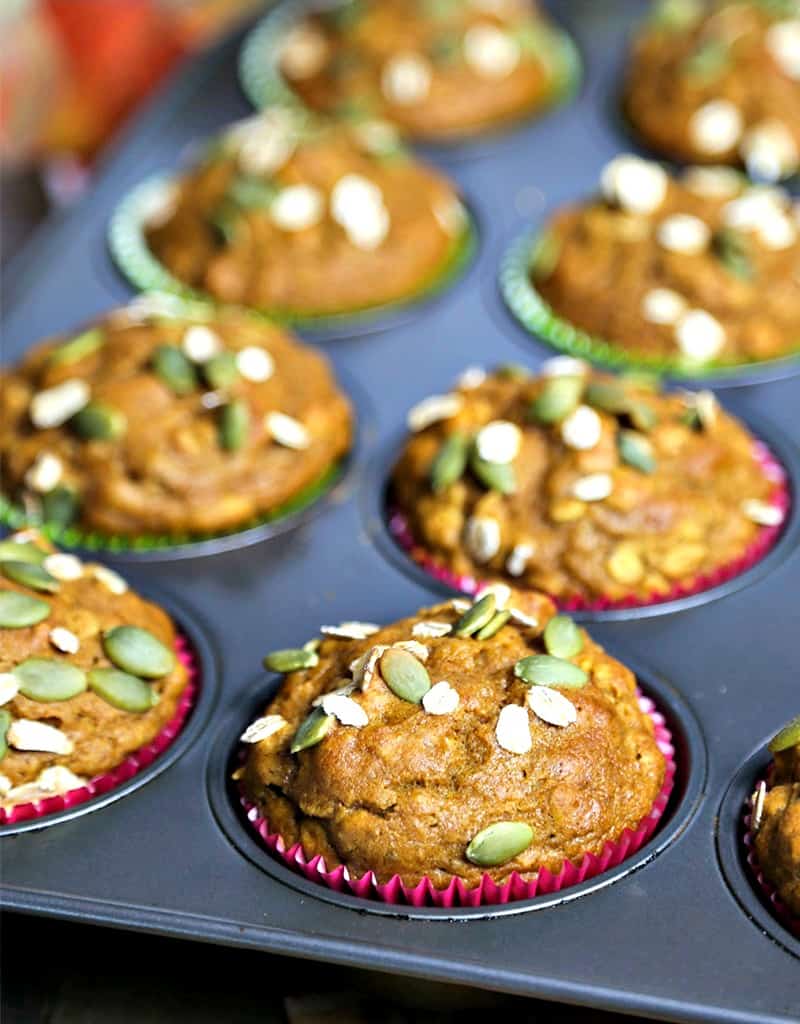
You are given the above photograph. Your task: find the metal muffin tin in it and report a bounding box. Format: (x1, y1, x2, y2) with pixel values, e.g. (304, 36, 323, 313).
(1, 2, 799, 1021)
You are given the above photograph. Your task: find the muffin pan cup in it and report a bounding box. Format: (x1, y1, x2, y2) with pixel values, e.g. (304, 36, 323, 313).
(3, 4, 800, 1021)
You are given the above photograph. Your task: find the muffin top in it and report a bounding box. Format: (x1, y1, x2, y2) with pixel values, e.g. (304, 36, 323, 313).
(145, 109, 469, 316)
(391, 360, 784, 603)
(0, 299, 352, 538)
(624, 0, 800, 180)
(241, 592, 666, 886)
(753, 716, 800, 917)
(533, 155, 800, 364)
(0, 530, 189, 808)
(276, 0, 572, 140)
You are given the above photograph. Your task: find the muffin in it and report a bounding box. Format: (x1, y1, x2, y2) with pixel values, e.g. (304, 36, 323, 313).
(0, 299, 352, 540)
(529, 155, 800, 366)
(0, 530, 190, 811)
(624, 1, 800, 181)
(143, 108, 471, 318)
(240, 592, 667, 888)
(752, 716, 800, 919)
(390, 362, 787, 606)
(269, 0, 577, 141)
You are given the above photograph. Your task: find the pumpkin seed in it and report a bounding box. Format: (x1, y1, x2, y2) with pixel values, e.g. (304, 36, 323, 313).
(529, 230, 561, 282)
(15, 658, 87, 702)
(203, 352, 239, 390)
(228, 176, 279, 209)
(42, 486, 80, 527)
(543, 615, 584, 659)
(0, 591, 51, 628)
(2, 561, 60, 593)
(496, 363, 530, 380)
(466, 821, 533, 867)
(379, 647, 431, 703)
(71, 401, 127, 441)
(0, 710, 10, 760)
(475, 609, 511, 640)
(430, 432, 469, 493)
(218, 399, 250, 451)
(102, 625, 176, 678)
(263, 648, 320, 673)
(88, 667, 157, 712)
(618, 430, 656, 474)
(452, 593, 496, 637)
(470, 452, 516, 494)
(514, 654, 588, 689)
(290, 707, 334, 753)
(769, 714, 800, 753)
(713, 228, 753, 280)
(627, 400, 658, 432)
(585, 380, 630, 414)
(529, 376, 583, 424)
(152, 345, 198, 395)
(0, 540, 46, 565)
(49, 328, 105, 367)
(682, 38, 729, 82)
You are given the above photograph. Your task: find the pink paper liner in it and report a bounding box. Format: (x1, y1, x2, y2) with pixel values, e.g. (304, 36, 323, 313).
(743, 770, 800, 939)
(238, 693, 676, 908)
(388, 441, 791, 613)
(0, 635, 198, 825)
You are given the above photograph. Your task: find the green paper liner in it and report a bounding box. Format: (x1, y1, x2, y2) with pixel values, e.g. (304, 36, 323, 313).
(500, 231, 800, 382)
(238, 0, 582, 143)
(0, 462, 343, 554)
(108, 173, 476, 331)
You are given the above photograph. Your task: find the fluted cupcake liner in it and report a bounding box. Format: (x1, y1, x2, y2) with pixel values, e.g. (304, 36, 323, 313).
(743, 773, 800, 940)
(0, 636, 198, 826)
(108, 173, 476, 331)
(500, 231, 800, 382)
(237, 0, 583, 141)
(388, 440, 790, 614)
(237, 695, 675, 908)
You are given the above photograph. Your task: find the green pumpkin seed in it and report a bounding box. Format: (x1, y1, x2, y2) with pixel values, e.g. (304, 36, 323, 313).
(543, 615, 584, 659)
(0, 591, 51, 628)
(380, 647, 431, 704)
(88, 667, 157, 713)
(227, 176, 279, 209)
(0, 540, 46, 565)
(263, 648, 320, 673)
(15, 658, 87, 702)
(203, 352, 239, 390)
(713, 228, 753, 281)
(218, 399, 249, 451)
(530, 376, 583, 424)
(466, 821, 533, 867)
(682, 38, 729, 83)
(470, 452, 516, 494)
(430, 432, 469, 493)
(452, 593, 497, 637)
(290, 707, 334, 753)
(49, 328, 105, 367)
(2, 561, 60, 593)
(152, 345, 198, 395)
(475, 609, 511, 640)
(495, 363, 530, 380)
(0, 709, 10, 760)
(769, 714, 800, 754)
(42, 485, 80, 527)
(71, 401, 127, 441)
(209, 198, 242, 243)
(529, 230, 561, 282)
(618, 430, 656, 474)
(514, 654, 588, 689)
(102, 625, 176, 679)
(627, 400, 658, 432)
(585, 380, 630, 415)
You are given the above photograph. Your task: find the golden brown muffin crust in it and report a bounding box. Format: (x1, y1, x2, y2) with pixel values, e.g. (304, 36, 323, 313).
(754, 741, 800, 917)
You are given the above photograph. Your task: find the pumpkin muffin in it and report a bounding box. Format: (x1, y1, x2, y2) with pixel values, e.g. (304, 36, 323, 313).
(240, 593, 666, 887)
(390, 362, 786, 605)
(271, 0, 576, 141)
(0, 530, 189, 809)
(144, 108, 470, 317)
(0, 299, 352, 539)
(752, 715, 800, 918)
(624, 0, 800, 181)
(531, 155, 800, 366)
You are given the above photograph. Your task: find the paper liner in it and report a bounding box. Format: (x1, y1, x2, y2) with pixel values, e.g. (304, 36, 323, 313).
(388, 440, 791, 613)
(238, 0, 582, 143)
(108, 173, 476, 331)
(743, 771, 800, 939)
(237, 694, 675, 908)
(0, 635, 198, 825)
(500, 231, 800, 382)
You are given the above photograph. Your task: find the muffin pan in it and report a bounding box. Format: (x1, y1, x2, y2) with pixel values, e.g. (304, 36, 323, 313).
(2, 2, 799, 1021)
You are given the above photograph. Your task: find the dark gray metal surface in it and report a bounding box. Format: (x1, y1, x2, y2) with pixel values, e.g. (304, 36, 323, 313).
(1, 2, 799, 1021)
